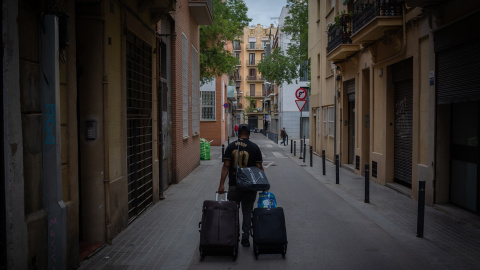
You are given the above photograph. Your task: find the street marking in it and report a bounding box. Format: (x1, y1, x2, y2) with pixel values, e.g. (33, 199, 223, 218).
(263, 161, 274, 168)
(262, 153, 266, 158)
(266, 144, 273, 148)
(272, 152, 288, 158)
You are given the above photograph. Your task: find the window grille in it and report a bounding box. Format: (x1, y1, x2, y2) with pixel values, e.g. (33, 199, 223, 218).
(201, 91, 216, 120)
(182, 33, 188, 137)
(192, 45, 200, 134)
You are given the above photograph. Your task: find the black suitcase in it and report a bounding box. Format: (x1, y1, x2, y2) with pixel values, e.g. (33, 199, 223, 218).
(198, 192, 239, 260)
(251, 207, 288, 259)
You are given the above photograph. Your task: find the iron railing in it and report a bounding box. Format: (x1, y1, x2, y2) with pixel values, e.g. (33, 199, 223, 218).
(263, 131, 279, 144)
(247, 75, 265, 81)
(327, 25, 343, 53)
(353, 0, 403, 34)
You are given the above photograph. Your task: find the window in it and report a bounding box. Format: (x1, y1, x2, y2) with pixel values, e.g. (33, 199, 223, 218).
(262, 41, 268, 48)
(300, 60, 309, 82)
(317, 0, 321, 21)
(261, 53, 265, 60)
(328, 106, 334, 137)
(182, 33, 188, 137)
(262, 84, 265, 96)
(249, 53, 255, 65)
(250, 42, 255, 49)
(201, 90, 216, 120)
(249, 68, 256, 80)
(250, 84, 256, 96)
(192, 45, 199, 135)
(233, 40, 240, 49)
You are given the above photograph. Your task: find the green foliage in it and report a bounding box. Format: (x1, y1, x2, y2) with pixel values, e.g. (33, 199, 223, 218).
(200, 0, 251, 85)
(257, 48, 298, 85)
(258, 0, 309, 85)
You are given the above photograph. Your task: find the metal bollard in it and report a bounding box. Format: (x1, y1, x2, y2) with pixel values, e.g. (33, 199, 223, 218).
(222, 144, 225, 160)
(322, 150, 326, 175)
(303, 142, 306, 163)
(335, 155, 339, 184)
(310, 146, 313, 167)
(365, 164, 370, 203)
(299, 139, 303, 159)
(228, 136, 230, 144)
(417, 181, 426, 238)
(294, 141, 296, 156)
(286, 135, 289, 145)
(291, 139, 293, 153)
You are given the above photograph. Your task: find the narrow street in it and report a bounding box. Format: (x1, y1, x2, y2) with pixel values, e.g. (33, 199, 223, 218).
(79, 133, 480, 270)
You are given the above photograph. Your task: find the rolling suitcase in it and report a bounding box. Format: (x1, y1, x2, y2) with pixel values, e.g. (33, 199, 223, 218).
(251, 207, 288, 259)
(198, 192, 239, 260)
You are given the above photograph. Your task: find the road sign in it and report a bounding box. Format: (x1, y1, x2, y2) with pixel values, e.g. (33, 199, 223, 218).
(295, 100, 307, 111)
(223, 103, 229, 108)
(295, 88, 307, 100)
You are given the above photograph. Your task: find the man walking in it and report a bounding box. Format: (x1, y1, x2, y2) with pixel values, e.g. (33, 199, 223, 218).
(218, 124, 264, 247)
(280, 127, 288, 145)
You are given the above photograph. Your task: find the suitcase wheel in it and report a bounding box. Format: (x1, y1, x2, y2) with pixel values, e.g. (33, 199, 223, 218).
(233, 247, 238, 261)
(254, 245, 259, 260)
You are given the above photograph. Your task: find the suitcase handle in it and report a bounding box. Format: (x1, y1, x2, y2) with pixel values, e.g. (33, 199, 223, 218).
(198, 222, 201, 232)
(215, 191, 228, 201)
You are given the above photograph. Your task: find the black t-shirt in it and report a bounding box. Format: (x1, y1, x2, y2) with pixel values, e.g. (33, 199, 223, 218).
(223, 138, 263, 187)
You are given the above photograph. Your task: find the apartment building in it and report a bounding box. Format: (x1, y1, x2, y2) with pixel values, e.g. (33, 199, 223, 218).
(2, 0, 212, 268)
(235, 24, 277, 130)
(308, 0, 480, 214)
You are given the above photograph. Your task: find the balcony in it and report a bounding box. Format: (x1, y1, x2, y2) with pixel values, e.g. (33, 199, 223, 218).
(246, 76, 265, 82)
(189, 0, 213, 25)
(235, 75, 241, 81)
(246, 60, 261, 66)
(352, 0, 403, 45)
(247, 44, 266, 51)
(234, 45, 242, 50)
(137, 0, 176, 17)
(327, 24, 359, 62)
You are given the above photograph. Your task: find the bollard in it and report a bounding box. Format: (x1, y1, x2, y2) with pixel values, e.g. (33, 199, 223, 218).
(286, 135, 289, 145)
(299, 139, 303, 159)
(222, 144, 225, 160)
(322, 150, 326, 175)
(228, 136, 230, 144)
(294, 141, 296, 156)
(417, 181, 426, 238)
(335, 155, 339, 184)
(310, 146, 313, 167)
(365, 164, 370, 203)
(291, 140, 293, 153)
(303, 142, 306, 163)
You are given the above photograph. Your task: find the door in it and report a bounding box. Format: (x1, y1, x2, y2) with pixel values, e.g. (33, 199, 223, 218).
(450, 102, 479, 213)
(348, 93, 355, 164)
(248, 116, 258, 129)
(249, 53, 255, 65)
(394, 79, 413, 187)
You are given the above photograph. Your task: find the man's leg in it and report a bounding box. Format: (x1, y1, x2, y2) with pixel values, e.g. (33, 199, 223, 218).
(240, 190, 257, 246)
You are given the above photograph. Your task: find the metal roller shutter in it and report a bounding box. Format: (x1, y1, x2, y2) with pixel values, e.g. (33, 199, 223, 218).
(437, 39, 480, 104)
(394, 79, 413, 186)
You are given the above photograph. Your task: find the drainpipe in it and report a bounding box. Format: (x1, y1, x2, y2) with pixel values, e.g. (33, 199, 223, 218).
(101, 13, 112, 245)
(41, 14, 66, 270)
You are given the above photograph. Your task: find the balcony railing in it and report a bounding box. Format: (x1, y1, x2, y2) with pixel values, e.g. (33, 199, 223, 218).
(234, 45, 242, 50)
(327, 24, 352, 53)
(353, 0, 403, 34)
(247, 44, 266, 50)
(246, 60, 261, 66)
(246, 76, 264, 81)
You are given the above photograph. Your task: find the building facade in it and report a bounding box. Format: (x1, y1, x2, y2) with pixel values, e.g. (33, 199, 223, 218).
(308, 0, 480, 214)
(235, 24, 276, 130)
(2, 0, 212, 268)
(274, 7, 310, 140)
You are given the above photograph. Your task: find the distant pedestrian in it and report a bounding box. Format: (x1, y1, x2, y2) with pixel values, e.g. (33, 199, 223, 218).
(218, 124, 263, 248)
(234, 125, 239, 137)
(280, 127, 288, 145)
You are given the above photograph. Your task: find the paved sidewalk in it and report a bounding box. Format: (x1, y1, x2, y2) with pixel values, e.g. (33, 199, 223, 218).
(79, 133, 480, 270)
(279, 137, 480, 269)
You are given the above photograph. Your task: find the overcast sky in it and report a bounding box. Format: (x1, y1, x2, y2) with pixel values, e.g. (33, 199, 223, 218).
(243, 0, 288, 27)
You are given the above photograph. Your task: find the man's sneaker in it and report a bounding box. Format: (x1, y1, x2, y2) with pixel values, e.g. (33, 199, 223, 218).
(241, 238, 250, 247)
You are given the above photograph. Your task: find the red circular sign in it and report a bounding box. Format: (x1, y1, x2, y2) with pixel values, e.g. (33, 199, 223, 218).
(223, 103, 229, 108)
(295, 88, 307, 100)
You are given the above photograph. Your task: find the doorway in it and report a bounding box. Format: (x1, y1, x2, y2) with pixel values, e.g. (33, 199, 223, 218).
(345, 79, 355, 164)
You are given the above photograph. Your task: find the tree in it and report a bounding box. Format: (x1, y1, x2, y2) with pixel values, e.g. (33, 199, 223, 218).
(200, 0, 251, 84)
(257, 0, 308, 84)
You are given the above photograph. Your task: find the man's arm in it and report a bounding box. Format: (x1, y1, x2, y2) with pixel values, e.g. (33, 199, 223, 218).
(256, 161, 264, 171)
(218, 159, 230, 194)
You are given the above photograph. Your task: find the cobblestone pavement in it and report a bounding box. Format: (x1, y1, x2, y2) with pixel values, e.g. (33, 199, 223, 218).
(79, 133, 480, 270)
